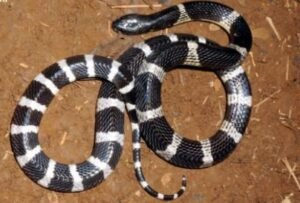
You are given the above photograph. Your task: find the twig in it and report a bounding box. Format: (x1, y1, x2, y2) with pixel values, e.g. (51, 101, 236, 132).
(60, 132, 68, 145)
(288, 107, 292, 119)
(266, 16, 281, 41)
(108, 20, 113, 38)
(111, 4, 162, 9)
(282, 157, 300, 191)
(247, 65, 251, 75)
(250, 117, 261, 122)
(202, 96, 209, 105)
(278, 109, 300, 141)
(40, 21, 50, 27)
(2, 151, 13, 161)
(254, 89, 281, 111)
(281, 37, 287, 51)
(249, 51, 256, 67)
(289, 164, 298, 180)
(179, 72, 185, 86)
(286, 56, 290, 81)
(19, 63, 29, 69)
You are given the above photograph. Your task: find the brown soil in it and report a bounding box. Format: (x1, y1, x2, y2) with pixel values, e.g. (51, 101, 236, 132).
(0, 0, 300, 202)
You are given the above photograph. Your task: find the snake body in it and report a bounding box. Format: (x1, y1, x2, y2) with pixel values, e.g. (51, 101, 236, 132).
(10, 1, 252, 201)
(10, 56, 134, 192)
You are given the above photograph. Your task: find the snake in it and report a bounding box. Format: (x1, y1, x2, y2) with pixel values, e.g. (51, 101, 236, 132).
(10, 1, 252, 201)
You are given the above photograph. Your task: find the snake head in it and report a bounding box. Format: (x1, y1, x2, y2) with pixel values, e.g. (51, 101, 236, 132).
(112, 14, 150, 35)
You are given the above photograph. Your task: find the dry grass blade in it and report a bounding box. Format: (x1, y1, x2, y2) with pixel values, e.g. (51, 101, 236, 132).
(202, 95, 209, 105)
(40, 21, 50, 27)
(60, 131, 68, 145)
(282, 157, 300, 191)
(2, 150, 13, 161)
(249, 51, 256, 67)
(108, 20, 113, 37)
(19, 63, 29, 69)
(286, 56, 290, 81)
(278, 109, 299, 130)
(266, 16, 281, 41)
(179, 72, 185, 86)
(254, 89, 281, 111)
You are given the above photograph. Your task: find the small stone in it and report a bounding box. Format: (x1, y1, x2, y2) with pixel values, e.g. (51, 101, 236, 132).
(135, 190, 141, 197)
(75, 105, 82, 111)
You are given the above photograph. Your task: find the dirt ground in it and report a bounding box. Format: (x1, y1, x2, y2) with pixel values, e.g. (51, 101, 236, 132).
(0, 0, 299, 202)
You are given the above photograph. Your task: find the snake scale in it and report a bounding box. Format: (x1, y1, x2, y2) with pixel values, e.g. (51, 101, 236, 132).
(10, 1, 252, 201)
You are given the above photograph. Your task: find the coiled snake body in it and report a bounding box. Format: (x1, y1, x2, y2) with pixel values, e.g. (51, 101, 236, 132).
(10, 1, 252, 201)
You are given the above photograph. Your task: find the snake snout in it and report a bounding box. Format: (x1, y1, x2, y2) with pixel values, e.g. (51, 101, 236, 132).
(112, 14, 148, 35)
(111, 20, 121, 33)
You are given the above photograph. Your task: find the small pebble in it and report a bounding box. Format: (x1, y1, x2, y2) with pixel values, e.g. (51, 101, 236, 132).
(135, 190, 141, 197)
(75, 106, 82, 111)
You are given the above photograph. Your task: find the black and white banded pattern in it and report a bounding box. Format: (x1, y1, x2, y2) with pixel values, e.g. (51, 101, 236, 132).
(111, 0, 252, 170)
(100, 31, 244, 200)
(10, 51, 187, 198)
(10, 55, 131, 192)
(135, 52, 252, 168)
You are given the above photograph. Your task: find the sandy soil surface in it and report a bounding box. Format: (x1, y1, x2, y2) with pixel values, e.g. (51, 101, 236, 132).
(0, 0, 299, 202)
